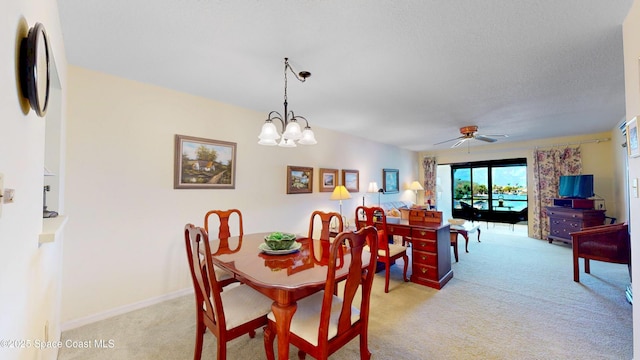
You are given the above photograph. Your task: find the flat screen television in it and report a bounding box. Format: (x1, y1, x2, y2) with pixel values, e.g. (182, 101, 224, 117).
(558, 174, 594, 199)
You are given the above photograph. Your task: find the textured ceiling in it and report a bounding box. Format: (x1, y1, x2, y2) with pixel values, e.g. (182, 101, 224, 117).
(57, 1, 633, 151)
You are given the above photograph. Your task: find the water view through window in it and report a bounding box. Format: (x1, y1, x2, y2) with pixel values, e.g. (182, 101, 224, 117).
(451, 159, 527, 222)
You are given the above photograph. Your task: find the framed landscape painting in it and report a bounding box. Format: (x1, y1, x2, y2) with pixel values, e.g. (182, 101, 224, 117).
(174, 134, 236, 189)
(342, 169, 359, 192)
(319, 168, 339, 192)
(383, 168, 399, 193)
(287, 166, 313, 194)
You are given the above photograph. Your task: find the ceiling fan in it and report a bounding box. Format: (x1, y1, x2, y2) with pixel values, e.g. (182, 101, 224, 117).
(434, 125, 508, 148)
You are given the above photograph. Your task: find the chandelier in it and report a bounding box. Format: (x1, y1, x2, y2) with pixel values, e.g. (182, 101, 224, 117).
(258, 58, 317, 147)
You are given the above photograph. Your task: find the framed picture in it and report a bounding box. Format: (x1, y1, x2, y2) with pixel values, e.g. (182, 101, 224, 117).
(383, 168, 399, 194)
(627, 117, 639, 158)
(342, 169, 359, 192)
(319, 168, 339, 192)
(287, 166, 313, 194)
(174, 134, 236, 189)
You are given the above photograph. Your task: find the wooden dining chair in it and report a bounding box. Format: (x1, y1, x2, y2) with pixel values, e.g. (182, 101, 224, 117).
(204, 209, 243, 287)
(355, 206, 409, 293)
(307, 210, 343, 264)
(184, 224, 273, 360)
(263, 226, 379, 360)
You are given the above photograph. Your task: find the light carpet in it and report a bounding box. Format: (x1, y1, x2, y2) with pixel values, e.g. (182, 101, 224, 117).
(58, 224, 632, 359)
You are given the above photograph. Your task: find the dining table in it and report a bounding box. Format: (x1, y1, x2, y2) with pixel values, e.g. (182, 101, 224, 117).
(208, 231, 370, 360)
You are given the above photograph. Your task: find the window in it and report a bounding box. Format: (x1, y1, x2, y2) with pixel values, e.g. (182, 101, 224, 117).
(451, 158, 527, 223)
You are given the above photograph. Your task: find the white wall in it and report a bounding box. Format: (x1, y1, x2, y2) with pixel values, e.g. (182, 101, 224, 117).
(61, 66, 419, 327)
(623, 2, 640, 358)
(0, 1, 67, 359)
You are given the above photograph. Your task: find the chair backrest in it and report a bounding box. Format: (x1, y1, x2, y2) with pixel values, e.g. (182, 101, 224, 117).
(355, 206, 389, 252)
(573, 222, 630, 259)
(204, 209, 243, 255)
(184, 224, 227, 334)
(204, 209, 244, 239)
(308, 210, 343, 240)
(317, 226, 378, 345)
(308, 211, 343, 263)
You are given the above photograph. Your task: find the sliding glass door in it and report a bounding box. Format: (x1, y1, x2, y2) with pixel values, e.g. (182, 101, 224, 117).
(451, 158, 527, 223)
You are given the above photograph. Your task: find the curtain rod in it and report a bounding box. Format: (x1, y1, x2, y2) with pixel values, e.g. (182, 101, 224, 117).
(534, 137, 611, 150)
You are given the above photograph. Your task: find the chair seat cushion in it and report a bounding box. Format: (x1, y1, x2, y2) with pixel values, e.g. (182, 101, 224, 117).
(267, 290, 360, 346)
(219, 284, 272, 330)
(365, 243, 407, 258)
(214, 265, 234, 282)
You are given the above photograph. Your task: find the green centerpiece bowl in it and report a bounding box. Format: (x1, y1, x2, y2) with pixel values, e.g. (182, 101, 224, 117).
(264, 232, 296, 251)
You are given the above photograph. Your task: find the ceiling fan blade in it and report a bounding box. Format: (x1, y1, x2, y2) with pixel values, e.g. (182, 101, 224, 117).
(451, 138, 469, 148)
(481, 134, 508, 138)
(434, 135, 465, 146)
(474, 135, 498, 143)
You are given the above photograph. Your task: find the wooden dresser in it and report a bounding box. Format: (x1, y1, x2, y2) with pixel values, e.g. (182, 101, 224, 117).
(546, 206, 605, 244)
(407, 225, 452, 289)
(361, 215, 453, 289)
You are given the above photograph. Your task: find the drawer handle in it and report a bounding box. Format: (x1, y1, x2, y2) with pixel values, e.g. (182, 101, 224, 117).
(389, 226, 394, 231)
(421, 268, 427, 274)
(421, 255, 427, 260)
(420, 231, 426, 236)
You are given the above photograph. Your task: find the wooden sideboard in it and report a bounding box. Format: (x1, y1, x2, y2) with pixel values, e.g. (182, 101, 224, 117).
(546, 206, 606, 244)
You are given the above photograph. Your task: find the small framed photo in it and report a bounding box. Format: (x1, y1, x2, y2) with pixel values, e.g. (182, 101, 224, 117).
(383, 168, 399, 194)
(174, 134, 236, 189)
(627, 117, 639, 158)
(319, 168, 339, 192)
(342, 169, 359, 192)
(287, 166, 313, 194)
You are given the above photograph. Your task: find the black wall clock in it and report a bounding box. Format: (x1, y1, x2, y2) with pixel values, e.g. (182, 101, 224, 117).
(20, 22, 50, 117)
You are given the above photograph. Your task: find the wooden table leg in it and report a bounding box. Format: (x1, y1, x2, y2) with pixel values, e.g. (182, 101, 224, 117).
(459, 230, 470, 253)
(271, 300, 296, 360)
(449, 231, 459, 262)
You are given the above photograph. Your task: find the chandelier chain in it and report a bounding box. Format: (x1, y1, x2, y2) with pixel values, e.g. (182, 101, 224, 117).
(284, 59, 288, 105)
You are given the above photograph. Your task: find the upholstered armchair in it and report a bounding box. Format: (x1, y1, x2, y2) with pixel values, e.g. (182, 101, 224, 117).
(570, 223, 631, 283)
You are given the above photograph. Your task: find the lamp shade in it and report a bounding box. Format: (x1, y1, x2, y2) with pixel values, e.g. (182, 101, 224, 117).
(409, 181, 424, 191)
(282, 119, 302, 140)
(258, 121, 280, 141)
(297, 127, 317, 145)
(278, 138, 297, 147)
(330, 185, 352, 200)
(367, 182, 379, 193)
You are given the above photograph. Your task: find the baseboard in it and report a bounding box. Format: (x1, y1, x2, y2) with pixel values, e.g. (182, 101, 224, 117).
(61, 288, 193, 332)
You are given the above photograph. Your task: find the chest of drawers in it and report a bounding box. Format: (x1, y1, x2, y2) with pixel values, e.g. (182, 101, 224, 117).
(546, 206, 605, 244)
(408, 226, 452, 289)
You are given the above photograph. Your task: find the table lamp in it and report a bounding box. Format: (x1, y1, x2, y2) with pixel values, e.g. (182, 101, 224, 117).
(409, 181, 424, 205)
(330, 185, 351, 219)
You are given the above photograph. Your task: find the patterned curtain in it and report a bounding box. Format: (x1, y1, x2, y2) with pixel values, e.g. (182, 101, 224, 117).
(532, 147, 582, 239)
(422, 157, 437, 206)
